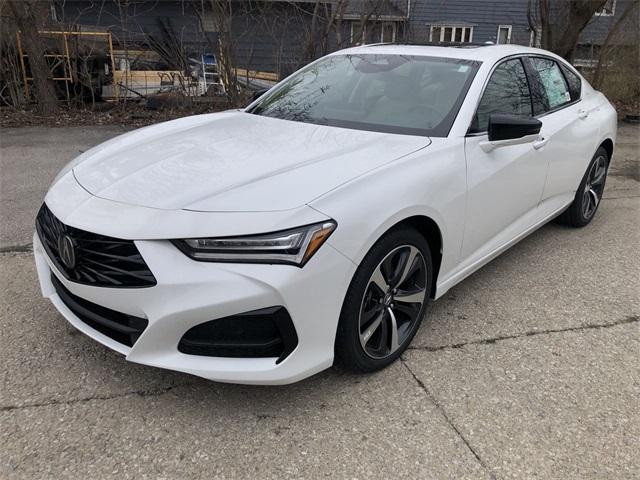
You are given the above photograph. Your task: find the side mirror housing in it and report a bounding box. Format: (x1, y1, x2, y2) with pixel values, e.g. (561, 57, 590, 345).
(488, 114, 542, 142)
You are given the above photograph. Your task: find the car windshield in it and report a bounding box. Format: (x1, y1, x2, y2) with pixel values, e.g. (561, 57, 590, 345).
(249, 54, 480, 137)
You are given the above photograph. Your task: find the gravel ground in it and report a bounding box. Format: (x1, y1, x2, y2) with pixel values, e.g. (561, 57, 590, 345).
(0, 122, 638, 479)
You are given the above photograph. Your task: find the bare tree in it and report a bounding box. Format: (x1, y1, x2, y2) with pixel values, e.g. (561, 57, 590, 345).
(330, 0, 349, 48)
(205, 0, 239, 105)
(0, 4, 25, 108)
(253, 1, 312, 75)
(303, 0, 324, 61)
(527, 0, 610, 60)
(5, 0, 58, 114)
(302, 0, 393, 62)
(352, 0, 390, 46)
(147, 18, 190, 72)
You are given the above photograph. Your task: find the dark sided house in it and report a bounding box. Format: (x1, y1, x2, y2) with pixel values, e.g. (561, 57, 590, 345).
(407, 0, 536, 46)
(55, 0, 323, 77)
(405, 0, 637, 67)
(53, 0, 637, 79)
(346, 0, 636, 69)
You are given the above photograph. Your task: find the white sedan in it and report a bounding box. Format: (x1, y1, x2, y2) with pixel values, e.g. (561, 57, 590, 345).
(34, 44, 616, 384)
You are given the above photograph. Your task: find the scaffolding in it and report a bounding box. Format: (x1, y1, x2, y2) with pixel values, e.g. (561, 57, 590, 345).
(16, 30, 116, 102)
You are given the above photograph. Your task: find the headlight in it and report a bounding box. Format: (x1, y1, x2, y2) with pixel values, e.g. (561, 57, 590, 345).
(172, 221, 337, 267)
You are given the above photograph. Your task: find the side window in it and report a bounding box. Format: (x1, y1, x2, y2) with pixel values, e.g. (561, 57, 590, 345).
(531, 57, 572, 110)
(560, 64, 582, 101)
(472, 58, 532, 132)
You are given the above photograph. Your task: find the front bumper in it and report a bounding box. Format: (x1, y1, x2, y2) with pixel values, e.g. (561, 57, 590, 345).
(34, 231, 356, 385)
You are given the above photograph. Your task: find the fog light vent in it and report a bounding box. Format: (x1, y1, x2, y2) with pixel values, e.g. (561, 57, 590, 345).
(178, 306, 298, 363)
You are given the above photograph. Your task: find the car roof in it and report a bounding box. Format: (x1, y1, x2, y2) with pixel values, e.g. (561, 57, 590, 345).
(331, 43, 561, 64)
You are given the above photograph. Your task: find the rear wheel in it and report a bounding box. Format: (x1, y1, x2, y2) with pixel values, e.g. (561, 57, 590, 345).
(334, 227, 432, 373)
(557, 147, 609, 227)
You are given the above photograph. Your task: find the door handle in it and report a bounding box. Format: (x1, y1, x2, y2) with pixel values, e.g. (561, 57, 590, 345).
(578, 108, 589, 119)
(532, 137, 549, 150)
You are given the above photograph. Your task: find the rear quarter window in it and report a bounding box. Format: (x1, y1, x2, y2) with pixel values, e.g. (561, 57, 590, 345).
(559, 64, 582, 101)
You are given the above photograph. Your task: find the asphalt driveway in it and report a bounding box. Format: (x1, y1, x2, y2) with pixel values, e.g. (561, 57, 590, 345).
(1, 122, 638, 479)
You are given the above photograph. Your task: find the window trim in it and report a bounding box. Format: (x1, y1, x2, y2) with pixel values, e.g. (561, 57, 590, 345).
(466, 54, 583, 136)
(496, 25, 512, 44)
(350, 21, 367, 45)
(380, 22, 397, 43)
(521, 56, 547, 115)
(528, 26, 542, 47)
(558, 63, 582, 101)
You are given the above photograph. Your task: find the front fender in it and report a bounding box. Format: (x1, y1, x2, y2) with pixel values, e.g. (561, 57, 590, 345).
(309, 138, 467, 288)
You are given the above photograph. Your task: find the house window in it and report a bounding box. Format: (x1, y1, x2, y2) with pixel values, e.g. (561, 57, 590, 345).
(351, 21, 366, 45)
(351, 21, 396, 45)
(430, 25, 473, 43)
(200, 15, 217, 33)
(595, 0, 616, 16)
(497, 25, 512, 44)
(381, 22, 396, 43)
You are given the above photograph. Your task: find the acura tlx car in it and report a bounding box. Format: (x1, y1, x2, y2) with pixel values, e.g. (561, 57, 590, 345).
(34, 44, 616, 384)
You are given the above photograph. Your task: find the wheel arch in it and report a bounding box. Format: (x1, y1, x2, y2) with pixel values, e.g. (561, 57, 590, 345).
(600, 138, 614, 162)
(385, 215, 443, 299)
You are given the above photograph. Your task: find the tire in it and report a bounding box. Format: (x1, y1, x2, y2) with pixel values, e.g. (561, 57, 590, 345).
(556, 146, 609, 228)
(334, 227, 432, 373)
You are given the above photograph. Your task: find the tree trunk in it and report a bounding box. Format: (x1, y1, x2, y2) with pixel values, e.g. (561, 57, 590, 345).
(529, 0, 610, 61)
(209, 0, 239, 106)
(540, 0, 553, 50)
(554, 0, 609, 61)
(8, 0, 58, 114)
(303, 0, 322, 62)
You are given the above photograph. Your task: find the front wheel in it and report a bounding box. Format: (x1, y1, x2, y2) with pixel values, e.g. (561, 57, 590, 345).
(557, 146, 609, 227)
(334, 227, 432, 373)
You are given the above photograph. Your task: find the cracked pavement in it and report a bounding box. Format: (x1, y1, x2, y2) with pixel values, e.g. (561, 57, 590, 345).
(1, 123, 639, 479)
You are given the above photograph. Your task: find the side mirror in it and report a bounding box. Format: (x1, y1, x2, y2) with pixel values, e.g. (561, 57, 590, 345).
(479, 114, 543, 153)
(488, 114, 542, 142)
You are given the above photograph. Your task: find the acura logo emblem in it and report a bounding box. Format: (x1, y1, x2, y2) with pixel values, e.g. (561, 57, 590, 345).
(57, 234, 76, 269)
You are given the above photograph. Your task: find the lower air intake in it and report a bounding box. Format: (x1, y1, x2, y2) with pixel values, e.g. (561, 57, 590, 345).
(51, 274, 148, 347)
(178, 307, 298, 363)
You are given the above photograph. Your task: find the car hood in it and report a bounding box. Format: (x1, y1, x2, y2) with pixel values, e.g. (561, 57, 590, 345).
(72, 111, 430, 212)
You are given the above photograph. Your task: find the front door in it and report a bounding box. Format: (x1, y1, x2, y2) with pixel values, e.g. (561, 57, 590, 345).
(462, 57, 549, 261)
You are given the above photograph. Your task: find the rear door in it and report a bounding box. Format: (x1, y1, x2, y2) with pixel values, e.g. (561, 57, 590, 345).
(524, 56, 602, 212)
(462, 57, 548, 261)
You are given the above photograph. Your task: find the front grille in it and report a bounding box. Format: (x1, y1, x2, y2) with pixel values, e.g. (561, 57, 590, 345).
(51, 273, 148, 347)
(36, 204, 156, 288)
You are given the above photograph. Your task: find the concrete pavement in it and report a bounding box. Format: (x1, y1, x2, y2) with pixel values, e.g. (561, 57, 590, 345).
(0, 122, 638, 479)
(0, 126, 127, 249)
